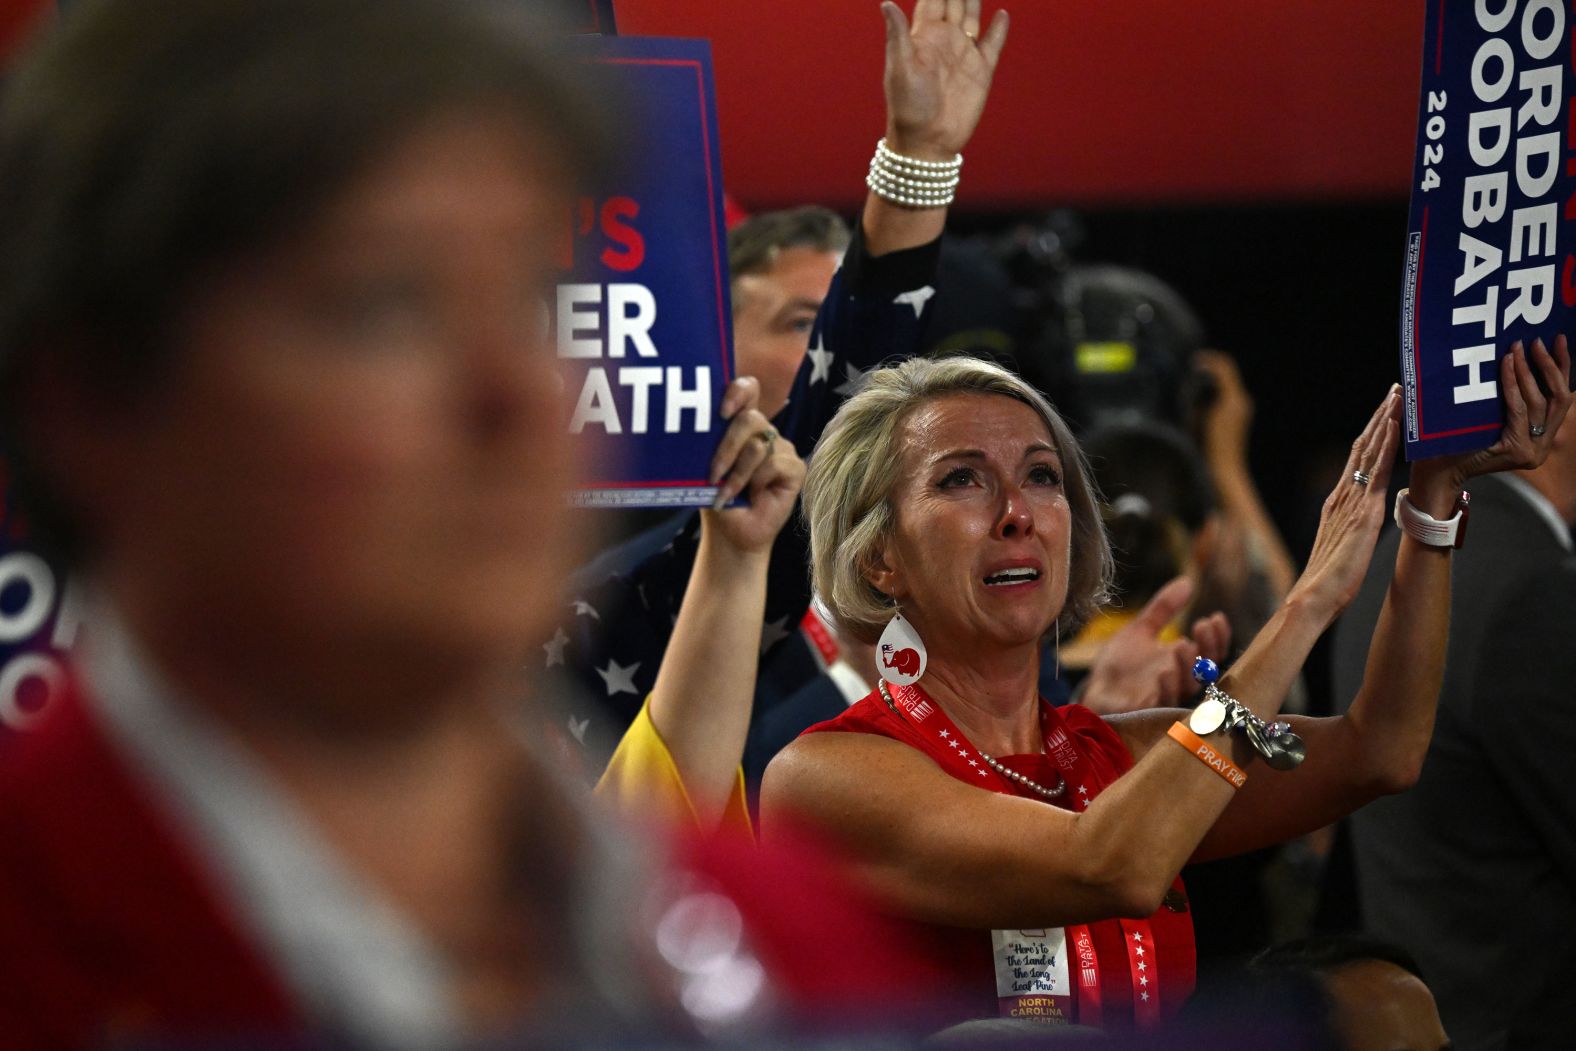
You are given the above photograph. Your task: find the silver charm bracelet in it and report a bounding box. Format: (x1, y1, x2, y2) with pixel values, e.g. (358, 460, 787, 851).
(1190, 658, 1307, 771)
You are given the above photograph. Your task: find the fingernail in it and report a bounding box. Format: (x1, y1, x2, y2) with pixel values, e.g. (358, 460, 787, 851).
(712, 487, 730, 512)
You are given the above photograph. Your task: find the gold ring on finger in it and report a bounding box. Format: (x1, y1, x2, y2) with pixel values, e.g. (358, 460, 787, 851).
(758, 427, 779, 456)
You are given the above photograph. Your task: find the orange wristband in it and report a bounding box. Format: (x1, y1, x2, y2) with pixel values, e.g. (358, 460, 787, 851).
(1168, 722, 1247, 790)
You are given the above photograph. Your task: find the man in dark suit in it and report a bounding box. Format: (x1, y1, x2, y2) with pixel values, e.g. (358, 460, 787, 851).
(1331, 410, 1576, 1050)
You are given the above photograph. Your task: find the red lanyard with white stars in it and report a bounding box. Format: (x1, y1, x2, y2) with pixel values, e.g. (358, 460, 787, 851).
(1119, 920, 1160, 1026)
(881, 681, 1163, 1028)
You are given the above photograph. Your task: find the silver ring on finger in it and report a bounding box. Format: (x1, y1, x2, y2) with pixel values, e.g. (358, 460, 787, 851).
(1531, 422, 1548, 438)
(757, 427, 778, 457)
(1352, 469, 1371, 487)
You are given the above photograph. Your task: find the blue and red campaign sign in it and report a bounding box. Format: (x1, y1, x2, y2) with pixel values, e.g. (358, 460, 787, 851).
(1401, 0, 1576, 460)
(560, 35, 733, 507)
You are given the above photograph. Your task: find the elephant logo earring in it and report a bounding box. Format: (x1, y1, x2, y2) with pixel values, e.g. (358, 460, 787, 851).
(876, 611, 927, 687)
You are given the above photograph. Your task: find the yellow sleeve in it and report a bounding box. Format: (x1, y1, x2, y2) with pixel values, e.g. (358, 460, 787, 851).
(594, 697, 754, 838)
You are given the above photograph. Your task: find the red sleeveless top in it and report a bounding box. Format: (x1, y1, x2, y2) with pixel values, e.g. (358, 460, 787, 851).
(800, 683, 1196, 1030)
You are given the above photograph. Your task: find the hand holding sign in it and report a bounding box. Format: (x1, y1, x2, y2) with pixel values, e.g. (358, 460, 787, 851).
(1411, 335, 1574, 514)
(705, 377, 807, 553)
(1401, 1, 1576, 459)
(651, 379, 807, 831)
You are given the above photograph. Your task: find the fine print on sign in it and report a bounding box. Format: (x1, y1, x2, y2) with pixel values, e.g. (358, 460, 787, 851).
(558, 36, 733, 508)
(1401, 0, 1576, 460)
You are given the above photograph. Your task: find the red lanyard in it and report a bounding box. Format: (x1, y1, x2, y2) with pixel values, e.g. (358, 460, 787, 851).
(800, 608, 840, 668)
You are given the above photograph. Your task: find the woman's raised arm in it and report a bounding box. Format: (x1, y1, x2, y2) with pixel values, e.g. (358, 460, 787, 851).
(597, 378, 805, 831)
(863, 0, 1009, 256)
(1116, 337, 1573, 860)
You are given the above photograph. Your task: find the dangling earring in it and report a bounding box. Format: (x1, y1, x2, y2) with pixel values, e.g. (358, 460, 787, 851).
(1054, 626, 1062, 679)
(876, 610, 927, 686)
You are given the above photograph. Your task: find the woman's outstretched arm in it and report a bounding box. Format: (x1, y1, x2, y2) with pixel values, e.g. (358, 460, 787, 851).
(1112, 337, 1573, 860)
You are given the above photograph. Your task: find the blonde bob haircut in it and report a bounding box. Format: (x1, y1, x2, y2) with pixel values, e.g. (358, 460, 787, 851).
(803, 355, 1113, 644)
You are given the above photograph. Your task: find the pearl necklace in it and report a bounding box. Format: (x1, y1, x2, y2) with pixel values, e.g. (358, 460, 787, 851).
(878, 681, 1067, 799)
(976, 748, 1067, 799)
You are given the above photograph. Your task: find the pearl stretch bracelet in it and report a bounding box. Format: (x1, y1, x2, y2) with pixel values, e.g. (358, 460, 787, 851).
(867, 137, 962, 209)
(875, 137, 962, 169)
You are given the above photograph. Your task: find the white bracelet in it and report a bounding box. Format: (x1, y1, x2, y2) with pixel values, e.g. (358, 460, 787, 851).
(865, 171, 956, 201)
(867, 169, 961, 192)
(865, 170, 955, 208)
(876, 137, 963, 173)
(1393, 487, 1470, 548)
(867, 138, 961, 209)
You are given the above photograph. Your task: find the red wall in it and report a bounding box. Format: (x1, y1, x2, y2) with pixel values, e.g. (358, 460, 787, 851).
(617, 1, 1427, 210)
(5, 1, 1426, 210)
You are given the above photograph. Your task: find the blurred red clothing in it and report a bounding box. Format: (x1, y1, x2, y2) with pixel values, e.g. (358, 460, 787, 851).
(0, 681, 956, 1048)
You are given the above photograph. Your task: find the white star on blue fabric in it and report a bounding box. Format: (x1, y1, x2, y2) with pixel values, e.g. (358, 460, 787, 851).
(597, 658, 640, 697)
(834, 362, 868, 398)
(893, 285, 935, 318)
(806, 333, 834, 385)
(572, 599, 600, 620)
(543, 627, 569, 667)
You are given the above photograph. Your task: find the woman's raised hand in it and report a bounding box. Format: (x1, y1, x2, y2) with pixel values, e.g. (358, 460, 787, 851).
(881, 0, 1009, 160)
(1081, 576, 1232, 715)
(706, 377, 807, 554)
(1287, 387, 1402, 618)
